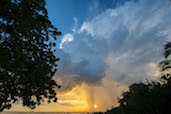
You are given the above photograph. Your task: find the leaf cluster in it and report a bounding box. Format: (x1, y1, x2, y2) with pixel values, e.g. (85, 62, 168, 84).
(0, 0, 61, 111)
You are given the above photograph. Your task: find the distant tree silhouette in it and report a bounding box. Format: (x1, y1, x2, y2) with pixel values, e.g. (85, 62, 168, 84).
(95, 42, 171, 114)
(0, 0, 61, 111)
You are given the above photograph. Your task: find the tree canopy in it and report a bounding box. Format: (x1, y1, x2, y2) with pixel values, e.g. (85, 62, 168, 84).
(0, 0, 61, 111)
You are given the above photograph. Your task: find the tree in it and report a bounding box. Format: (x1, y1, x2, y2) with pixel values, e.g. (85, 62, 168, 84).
(0, 0, 61, 111)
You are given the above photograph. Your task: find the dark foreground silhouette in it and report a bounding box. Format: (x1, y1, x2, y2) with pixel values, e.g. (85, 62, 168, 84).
(0, 0, 61, 111)
(95, 42, 171, 114)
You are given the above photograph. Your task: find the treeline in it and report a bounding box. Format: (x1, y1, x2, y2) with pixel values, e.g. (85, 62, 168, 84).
(95, 42, 171, 114)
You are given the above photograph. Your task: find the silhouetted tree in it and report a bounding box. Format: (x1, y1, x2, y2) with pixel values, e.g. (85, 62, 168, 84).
(0, 0, 61, 111)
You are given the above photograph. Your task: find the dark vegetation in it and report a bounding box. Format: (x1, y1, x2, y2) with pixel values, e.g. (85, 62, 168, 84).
(0, 0, 61, 111)
(95, 42, 171, 114)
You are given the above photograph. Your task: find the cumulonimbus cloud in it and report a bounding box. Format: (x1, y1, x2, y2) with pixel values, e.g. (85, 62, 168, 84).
(55, 0, 171, 92)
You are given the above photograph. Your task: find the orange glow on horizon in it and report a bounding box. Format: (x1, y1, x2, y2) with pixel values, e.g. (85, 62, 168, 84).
(7, 80, 127, 112)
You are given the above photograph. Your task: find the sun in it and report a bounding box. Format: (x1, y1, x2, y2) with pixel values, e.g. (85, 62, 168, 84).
(94, 104, 97, 108)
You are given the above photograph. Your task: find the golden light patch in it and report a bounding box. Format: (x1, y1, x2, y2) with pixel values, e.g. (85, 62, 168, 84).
(94, 104, 97, 108)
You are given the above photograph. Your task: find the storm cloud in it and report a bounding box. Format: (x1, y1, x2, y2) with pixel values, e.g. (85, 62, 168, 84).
(54, 0, 171, 92)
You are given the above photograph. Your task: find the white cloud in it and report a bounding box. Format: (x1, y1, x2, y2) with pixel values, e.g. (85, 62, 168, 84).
(80, 9, 119, 38)
(73, 17, 78, 23)
(107, 9, 118, 17)
(72, 27, 76, 32)
(57, 0, 171, 88)
(72, 17, 79, 33)
(60, 33, 74, 48)
(80, 22, 94, 35)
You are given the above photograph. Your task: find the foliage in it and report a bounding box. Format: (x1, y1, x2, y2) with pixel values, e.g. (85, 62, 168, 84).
(0, 0, 61, 111)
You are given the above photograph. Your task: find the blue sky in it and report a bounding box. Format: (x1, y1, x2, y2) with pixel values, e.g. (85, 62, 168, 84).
(46, 0, 91, 34)
(45, 0, 136, 36)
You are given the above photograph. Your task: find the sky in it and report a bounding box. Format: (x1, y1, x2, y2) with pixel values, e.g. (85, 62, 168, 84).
(8, 0, 171, 112)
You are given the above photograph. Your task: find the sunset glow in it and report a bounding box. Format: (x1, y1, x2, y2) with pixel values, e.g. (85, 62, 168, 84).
(94, 105, 97, 108)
